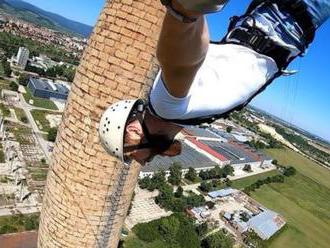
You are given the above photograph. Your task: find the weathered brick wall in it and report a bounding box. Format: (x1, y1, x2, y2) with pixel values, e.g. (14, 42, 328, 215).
(38, 0, 165, 247)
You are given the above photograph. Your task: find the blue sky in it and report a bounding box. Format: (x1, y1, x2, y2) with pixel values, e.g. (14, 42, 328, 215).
(24, 0, 330, 142)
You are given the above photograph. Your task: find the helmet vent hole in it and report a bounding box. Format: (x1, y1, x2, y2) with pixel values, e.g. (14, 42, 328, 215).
(116, 148, 118, 151)
(104, 124, 106, 127)
(108, 121, 110, 124)
(106, 128, 109, 132)
(117, 126, 120, 129)
(106, 117, 108, 121)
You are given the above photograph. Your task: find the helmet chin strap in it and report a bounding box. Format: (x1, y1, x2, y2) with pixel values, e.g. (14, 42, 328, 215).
(124, 103, 173, 153)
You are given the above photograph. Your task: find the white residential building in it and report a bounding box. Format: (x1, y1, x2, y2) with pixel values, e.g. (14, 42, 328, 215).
(16, 47, 30, 69)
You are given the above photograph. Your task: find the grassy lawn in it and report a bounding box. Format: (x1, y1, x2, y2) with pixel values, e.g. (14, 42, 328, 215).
(231, 170, 279, 190)
(0, 78, 11, 90)
(246, 148, 330, 248)
(31, 110, 52, 132)
(0, 214, 39, 234)
(0, 102, 10, 117)
(0, 144, 5, 163)
(14, 107, 28, 123)
(264, 148, 330, 189)
(23, 87, 58, 110)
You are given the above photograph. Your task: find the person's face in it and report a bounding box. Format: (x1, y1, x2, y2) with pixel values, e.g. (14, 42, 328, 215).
(123, 117, 182, 164)
(124, 119, 153, 164)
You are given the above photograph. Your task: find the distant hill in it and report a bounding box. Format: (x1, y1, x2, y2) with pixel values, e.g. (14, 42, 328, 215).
(0, 0, 93, 37)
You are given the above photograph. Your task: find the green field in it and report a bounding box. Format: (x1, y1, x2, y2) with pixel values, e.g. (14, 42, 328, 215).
(23, 87, 58, 110)
(231, 170, 279, 190)
(0, 78, 11, 90)
(14, 107, 28, 123)
(249, 148, 330, 248)
(265, 148, 330, 189)
(31, 109, 52, 132)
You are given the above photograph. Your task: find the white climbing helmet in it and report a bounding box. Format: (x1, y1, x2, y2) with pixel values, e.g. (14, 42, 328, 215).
(99, 99, 145, 165)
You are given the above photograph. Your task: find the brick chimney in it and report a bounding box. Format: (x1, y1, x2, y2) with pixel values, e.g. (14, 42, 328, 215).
(38, 1, 165, 247)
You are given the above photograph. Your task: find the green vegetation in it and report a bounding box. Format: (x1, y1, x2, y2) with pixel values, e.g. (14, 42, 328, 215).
(9, 81, 18, 91)
(0, 78, 11, 90)
(199, 179, 225, 193)
(26, 64, 76, 82)
(47, 127, 58, 142)
(185, 167, 199, 183)
(247, 148, 330, 248)
(0, 102, 10, 117)
(201, 229, 234, 248)
(125, 214, 197, 248)
(274, 126, 330, 165)
(7, 125, 33, 145)
(31, 109, 51, 132)
(199, 165, 234, 180)
(265, 148, 330, 188)
(0, 32, 80, 65)
(231, 170, 279, 190)
(14, 108, 28, 123)
(168, 162, 182, 186)
(0, 214, 39, 234)
(139, 170, 205, 212)
(1, 58, 12, 77)
(18, 73, 29, 86)
(0, 149, 5, 163)
(23, 87, 58, 110)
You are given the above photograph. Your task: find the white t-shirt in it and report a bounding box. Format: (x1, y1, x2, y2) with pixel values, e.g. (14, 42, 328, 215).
(149, 43, 279, 121)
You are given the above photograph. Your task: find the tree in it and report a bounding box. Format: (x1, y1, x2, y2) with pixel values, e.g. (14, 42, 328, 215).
(18, 74, 29, 86)
(222, 165, 234, 177)
(243, 164, 252, 172)
(226, 126, 233, 133)
(9, 81, 18, 91)
(20, 116, 28, 124)
(201, 229, 234, 248)
(283, 166, 296, 177)
(174, 186, 183, 198)
(47, 127, 58, 142)
(199, 181, 212, 192)
(244, 230, 266, 248)
(2, 58, 12, 77)
(177, 223, 201, 248)
(168, 163, 182, 185)
(185, 167, 198, 182)
(196, 222, 208, 237)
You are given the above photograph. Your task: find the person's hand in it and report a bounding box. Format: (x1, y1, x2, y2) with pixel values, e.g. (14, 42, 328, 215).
(176, 0, 229, 14)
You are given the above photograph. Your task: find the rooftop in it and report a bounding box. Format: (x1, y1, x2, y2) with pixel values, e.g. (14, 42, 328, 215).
(29, 78, 69, 95)
(142, 142, 216, 172)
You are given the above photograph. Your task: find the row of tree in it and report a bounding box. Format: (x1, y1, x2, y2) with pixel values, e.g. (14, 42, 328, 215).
(243, 166, 296, 194)
(26, 63, 76, 82)
(199, 165, 234, 180)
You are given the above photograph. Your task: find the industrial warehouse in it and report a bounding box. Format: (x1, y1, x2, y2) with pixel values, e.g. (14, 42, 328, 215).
(27, 77, 70, 100)
(140, 126, 273, 178)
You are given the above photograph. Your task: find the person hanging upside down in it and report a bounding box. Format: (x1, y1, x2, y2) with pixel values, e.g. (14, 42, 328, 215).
(99, 0, 330, 165)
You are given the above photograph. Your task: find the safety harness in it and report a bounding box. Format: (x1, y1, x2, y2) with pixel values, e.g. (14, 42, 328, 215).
(149, 0, 316, 126)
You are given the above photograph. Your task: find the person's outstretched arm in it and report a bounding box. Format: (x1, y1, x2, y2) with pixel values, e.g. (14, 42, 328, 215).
(156, 1, 209, 98)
